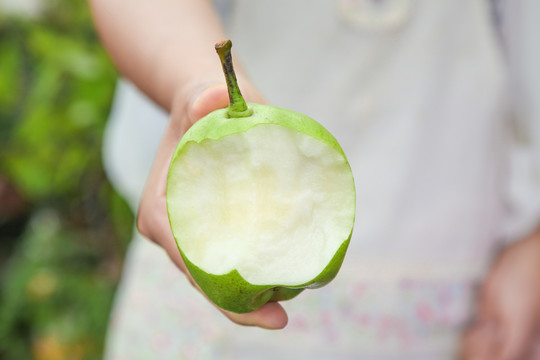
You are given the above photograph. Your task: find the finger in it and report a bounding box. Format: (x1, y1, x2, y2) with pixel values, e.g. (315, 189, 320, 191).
(527, 331, 540, 359)
(461, 321, 500, 360)
(498, 316, 535, 360)
(188, 83, 229, 125)
(149, 201, 187, 270)
(224, 301, 288, 330)
(460, 282, 502, 360)
(187, 81, 264, 129)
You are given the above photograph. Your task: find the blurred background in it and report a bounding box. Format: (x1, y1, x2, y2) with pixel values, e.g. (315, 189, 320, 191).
(0, 0, 134, 359)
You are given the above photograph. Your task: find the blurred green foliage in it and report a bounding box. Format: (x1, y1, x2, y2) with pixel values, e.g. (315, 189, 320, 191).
(0, 1, 133, 359)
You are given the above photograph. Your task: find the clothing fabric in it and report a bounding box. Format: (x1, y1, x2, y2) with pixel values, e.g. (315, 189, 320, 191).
(102, 0, 540, 358)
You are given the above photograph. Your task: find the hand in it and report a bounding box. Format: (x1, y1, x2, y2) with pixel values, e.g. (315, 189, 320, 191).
(136, 82, 288, 329)
(461, 229, 540, 359)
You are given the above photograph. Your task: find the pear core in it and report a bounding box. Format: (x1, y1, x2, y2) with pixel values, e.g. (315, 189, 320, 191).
(167, 123, 355, 286)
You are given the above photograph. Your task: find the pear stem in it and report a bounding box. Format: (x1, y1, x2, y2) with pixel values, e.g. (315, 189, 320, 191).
(215, 40, 252, 118)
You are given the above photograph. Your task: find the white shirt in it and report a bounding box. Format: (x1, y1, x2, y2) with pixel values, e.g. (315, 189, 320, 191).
(102, 1, 540, 358)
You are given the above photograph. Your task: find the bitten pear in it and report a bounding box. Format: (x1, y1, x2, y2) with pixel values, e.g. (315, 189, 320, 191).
(166, 40, 355, 313)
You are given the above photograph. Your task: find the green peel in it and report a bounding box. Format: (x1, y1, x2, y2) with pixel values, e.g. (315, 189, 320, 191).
(166, 40, 356, 314)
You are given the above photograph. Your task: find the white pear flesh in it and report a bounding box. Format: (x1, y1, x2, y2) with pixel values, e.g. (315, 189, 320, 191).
(167, 124, 355, 286)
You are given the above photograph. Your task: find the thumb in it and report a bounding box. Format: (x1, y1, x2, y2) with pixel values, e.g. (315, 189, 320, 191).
(177, 83, 229, 135)
(224, 302, 289, 330)
(189, 83, 229, 121)
(181, 78, 265, 134)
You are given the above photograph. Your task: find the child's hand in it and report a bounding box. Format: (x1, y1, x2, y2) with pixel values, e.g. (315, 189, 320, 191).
(136, 82, 288, 329)
(461, 229, 540, 359)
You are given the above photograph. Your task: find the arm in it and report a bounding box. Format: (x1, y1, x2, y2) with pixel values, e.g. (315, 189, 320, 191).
(88, 0, 226, 110)
(88, 0, 285, 329)
(462, 2, 540, 358)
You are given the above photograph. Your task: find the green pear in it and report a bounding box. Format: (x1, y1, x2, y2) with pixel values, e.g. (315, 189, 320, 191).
(166, 40, 355, 313)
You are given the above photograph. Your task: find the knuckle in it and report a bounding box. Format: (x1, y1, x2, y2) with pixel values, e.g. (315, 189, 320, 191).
(135, 206, 155, 242)
(135, 210, 146, 236)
